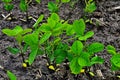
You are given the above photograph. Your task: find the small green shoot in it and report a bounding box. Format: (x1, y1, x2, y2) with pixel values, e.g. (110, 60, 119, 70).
(19, 0, 28, 12)
(33, 14, 44, 29)
(7, 70, 17, 80)
(107, 45, 120, 71)
(48, 1, 59, 13)
(2, 0, 14, 11)
(48, 0, 70, 13)
(2, 26, 32, 66)
(84, 0, 97, 13)
(36, 0, 41, 4)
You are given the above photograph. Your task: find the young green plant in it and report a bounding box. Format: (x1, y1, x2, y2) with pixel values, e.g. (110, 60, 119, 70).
(2, 26, 32, 67)
(84, 0, 97, 13)
(48, 0, 70, 13)
(2, 0, 14, 12)
(107, 45, 120, 71)
(67, 19, 104, 74)
(19, 0, 30, 22)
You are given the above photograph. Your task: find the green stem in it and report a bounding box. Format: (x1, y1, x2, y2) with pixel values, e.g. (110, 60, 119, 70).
(85, 0, 88, 5)
(58, 2, 62, 8)
(19, 43, 25, 63)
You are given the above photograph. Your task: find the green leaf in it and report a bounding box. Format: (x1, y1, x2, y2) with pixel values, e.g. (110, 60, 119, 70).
(7, 47, 20, 55)
(66, 24, 75, 35)
(87, 42, 104, 55)
(85, 2, 96, 13)
(84, 31, 94, 38)
(107, 45, 116, 55)
(39, 32, 52, 44)
(111, 61, 120, 71)
(35, 0, 41, 3)
(55, 50, 67, 64)
(61, 0, 70, 3)
(73, 19, 85, 35)
(4, 4, 14, 11)
(52, 23, 63, 36)
(21, 28, 32, 35)
(23, 33, 38, 46)
(48, 2, 58, 13)
(107, 45, 116, 51)
(78, 57, 88, 67)
(90, 56, 104, 65)
(38, 23, 51, 32)
(78, 31, 94, 41)
(50, 13, 60, 22)
(67, 53, 73, 62)
(19, 0, 28, 12)
(28, 47, 38, 65)
(71, 40, 83, 55)
(2, 0, 12, 3)
(78, 52, 90, 66)
(37, 48, 44, 55)
(7, 70, 17, 80)
(111, 54, 120, 68)
(49, 53, 55, 62)
(70, 57, 82, 74)
(53, 37, 61, 44)
(107, 50, 116, 55)
(56, 0, 60, 3)
(2, 26, 23, 36)
(33, 14, 44, 28)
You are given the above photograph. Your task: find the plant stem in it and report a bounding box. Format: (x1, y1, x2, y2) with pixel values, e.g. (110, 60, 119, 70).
(26, 10, 29, 27)
(85, 0, 87, 5)
(19, 44, 25, 63)
(58, 2, 62, 8)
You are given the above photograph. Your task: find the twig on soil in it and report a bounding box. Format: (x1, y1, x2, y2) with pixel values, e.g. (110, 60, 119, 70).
(113, 6, 120, 10)
(35, 69, 42, 79)
(1, 12, 12, 20)
(0, 72, 6, 79)
(28, 16, 37, 22)
(108, 6, 120, 11)
(0, 65, 7, 79)
(20, 16, 37, 22)
(91, 18, 109, 27)
(0, 65, 4, 70)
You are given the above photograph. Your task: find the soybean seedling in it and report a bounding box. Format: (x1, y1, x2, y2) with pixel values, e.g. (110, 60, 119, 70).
(2, 0, 14, 12)
(67, 19, 104, 74)
(107, 45, 120, 71)
(84, 0, 97, 13)
(19, 0, 31, 23)
(2, 26, 32, 67)
(48, 0, 70, 13)
(34, 13, 104, 73)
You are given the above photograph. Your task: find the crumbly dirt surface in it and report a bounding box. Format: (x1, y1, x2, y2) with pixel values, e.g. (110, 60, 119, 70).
(0, 0, 120, 80)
